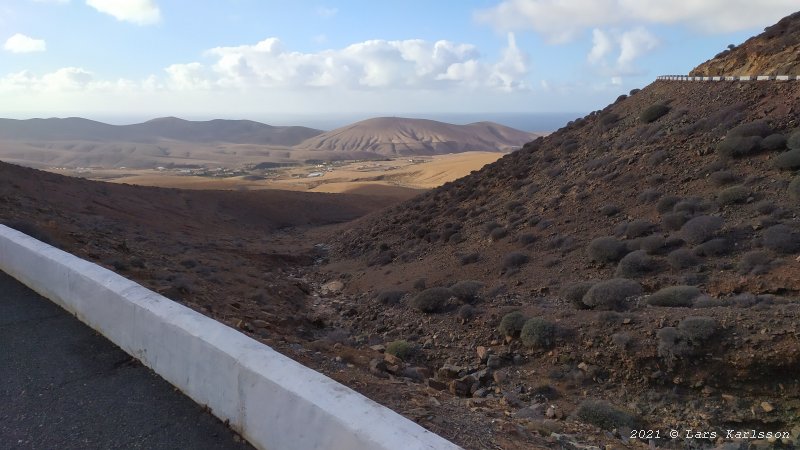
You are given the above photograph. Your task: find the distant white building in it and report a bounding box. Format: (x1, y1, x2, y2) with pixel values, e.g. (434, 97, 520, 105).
(307, 172, 324, 178)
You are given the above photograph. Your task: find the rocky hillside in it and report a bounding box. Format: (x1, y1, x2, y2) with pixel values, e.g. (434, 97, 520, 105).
(692, 11, 800, 76)
(320, 14, 800, 448)
(293, 117, 539, 156)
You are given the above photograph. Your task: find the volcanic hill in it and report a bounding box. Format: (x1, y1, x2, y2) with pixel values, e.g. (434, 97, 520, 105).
(292, 117, 539, 156)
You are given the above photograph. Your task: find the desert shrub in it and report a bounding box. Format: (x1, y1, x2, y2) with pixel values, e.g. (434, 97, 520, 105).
(587, 237, 628, 263)
(457, 304, 475, 321)
(582, 278, 643, 311)
(600, 204, 620, 216)
(573, 399, 641, 430)
(662, 212, 691, 231)
(673, 197, 706, 214)
(647, 150, 667, 165)
(615, 250, 660, 278)
(629, 88, 640, 95)
(520, 318, 556, 349)
(728, 120, 772, 138)
(625, 219, 655, 238)
(490, 227, 508, 241)
(640, 235, 666, 254)
(694, 296, 723, 308)
(656, 195, 681, 214)
(3, 219, 56, 245)
(640, 104, 670, 123)
(410, 287, 453, 313)
(738, 250, 774, 275)
(791, 176, 800, 200)
(637, 189, 661, 203)
(709, 170, 739, 186)
(459, 252, 479, 265)
(413, 278, 427, 290)
(763, 224, 800, 253)
(773, 149, 800, 170)
(788, 130, 800, 149)
(503, 251, 529, 269)
(678, 316, 718, 342)
(519, 233, 537, 245)
(667, 248, 701, 269)
(180, 259, 197, 269)
(561, 281, 597, 309)
(693, 238, 733, 256)
(448, 232, 465, 244)
(647, 285, 700, 307)
(110, 259, 129, 271)
(451, 280, 484, 302)
(657, 327, 693, 365)
(680, 215, 723, 244)
(499, 311, 527, 337)
(484, 221, 502, 233)
(761, 133, 787, 150)
(717, 135, 762, 157)
(376, 290, 405, 305)
(754, 200, 776, 215)
(658, 317, 718, 366)
(717, 185, 749, 205)
(386, 340, 413, 359)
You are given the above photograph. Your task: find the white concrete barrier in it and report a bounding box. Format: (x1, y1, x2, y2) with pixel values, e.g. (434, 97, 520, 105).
(0, 225, 461, 450)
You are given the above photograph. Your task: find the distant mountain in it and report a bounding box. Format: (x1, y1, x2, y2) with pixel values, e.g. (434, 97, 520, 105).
(0, 117, 323, 146)
(691, 11, 800, 76)
(293, 117, 540, 156)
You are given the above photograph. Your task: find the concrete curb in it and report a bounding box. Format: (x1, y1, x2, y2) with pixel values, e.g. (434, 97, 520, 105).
(0, 224, 461, 450)
(656, 75, 800, 81)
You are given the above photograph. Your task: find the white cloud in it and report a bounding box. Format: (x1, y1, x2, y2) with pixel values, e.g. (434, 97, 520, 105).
(586, 27, 659, 79)
(587, 29, 612, 64)
(0, 67, 145, 93)
(476, 0, 799, 42)
(170, 35, 530, 91)
(31, 0, 70, 3)
(4, 33, 46, 53)
(86, 0, 161, 25)
(316, 6, 338, 18)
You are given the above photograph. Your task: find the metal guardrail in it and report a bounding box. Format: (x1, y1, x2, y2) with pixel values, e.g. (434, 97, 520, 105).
(656, 75, 800, 81)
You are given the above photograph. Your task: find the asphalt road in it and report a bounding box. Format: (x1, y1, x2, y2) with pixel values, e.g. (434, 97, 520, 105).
(0, 271, 253, 450)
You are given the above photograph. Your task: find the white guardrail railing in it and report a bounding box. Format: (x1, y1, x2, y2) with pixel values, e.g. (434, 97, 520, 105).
(657, 75, 800, 81)
(0, 224, 462, 450)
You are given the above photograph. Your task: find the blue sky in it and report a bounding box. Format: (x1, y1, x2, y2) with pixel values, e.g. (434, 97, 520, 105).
(1, 1, 797, 124)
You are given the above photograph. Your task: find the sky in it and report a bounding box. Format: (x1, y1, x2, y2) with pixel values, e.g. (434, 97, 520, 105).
(1, 0, 798, 125)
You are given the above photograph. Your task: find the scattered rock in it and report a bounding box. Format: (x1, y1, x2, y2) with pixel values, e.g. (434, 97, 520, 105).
(476, 345, 491, 362)
(487, 355, 502, 369)
(426, 378, 448, 391)
(369, 358, 389, 378)
(761, 401, 775, 413)
(438, 364, 462, 379)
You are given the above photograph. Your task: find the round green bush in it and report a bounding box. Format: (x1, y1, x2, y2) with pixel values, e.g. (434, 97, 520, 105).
(451, 280, 484, 302)
(410, 287, 453, 313)
(667, 248, 700, 269)
(717, 185, 749, 205)
(791, 176, 800, 201)
(717, 135, 762, 158)
(640, 104, 670, 123)
(773, 149, 800, 170)
(582, 278, 643, 311)
(520, 318, 556, 349)
(647, 285, 700, 307)
(503, 251, 529, 269)
(573, 399, 641, 430)
(561, 281, 597, 309)
(680, 215, 723, 244)
(498, 311, 527, 337)
(678, 316, 718, 343)
(787, 130, 800, 149)
(587, 236, 628, 263)
(386, 340, 413, 359)
(615, 250, 659, 278)
(761, 133, 787, 150)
